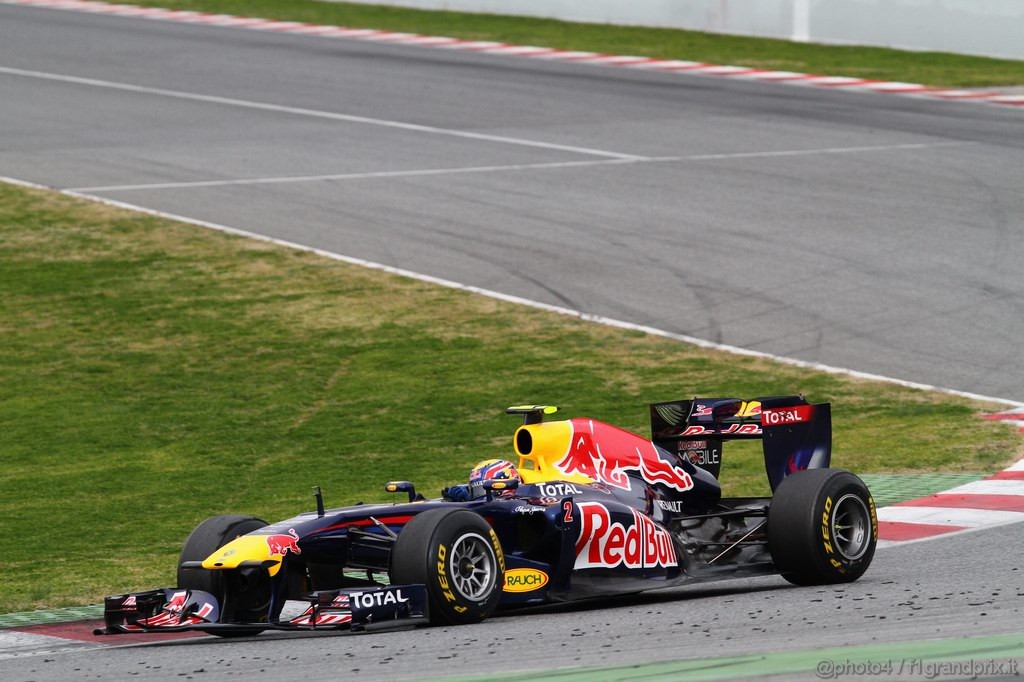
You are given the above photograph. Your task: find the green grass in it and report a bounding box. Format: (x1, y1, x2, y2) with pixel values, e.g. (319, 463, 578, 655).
(100, 0, 1024, 88)
(1, 182, 1020, 613)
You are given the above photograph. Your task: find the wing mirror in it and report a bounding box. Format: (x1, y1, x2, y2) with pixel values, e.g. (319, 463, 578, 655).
(482, 478, 519, 500)
(385, 481, 418, 503)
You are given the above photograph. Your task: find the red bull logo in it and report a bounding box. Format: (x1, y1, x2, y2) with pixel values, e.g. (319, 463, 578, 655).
(265, 528, 301, 557)
(574, 502, 678, 570)
(554, 419, 694, 492)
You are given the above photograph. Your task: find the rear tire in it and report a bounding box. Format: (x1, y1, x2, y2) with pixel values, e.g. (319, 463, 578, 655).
(768, 469, 877, 586)
(390, 509, 504, 626)
(178, 514, 269, 637)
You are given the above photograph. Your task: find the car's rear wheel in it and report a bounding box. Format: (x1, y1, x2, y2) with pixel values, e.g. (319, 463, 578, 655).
(390, 509, 504, 625)
(178, 514, 270, 637)
(768, 468, 877, 586)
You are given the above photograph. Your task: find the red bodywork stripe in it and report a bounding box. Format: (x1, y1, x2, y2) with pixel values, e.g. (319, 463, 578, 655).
(310, 515, 415, 535)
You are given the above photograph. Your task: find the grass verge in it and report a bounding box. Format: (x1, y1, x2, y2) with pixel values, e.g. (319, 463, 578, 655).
(95, 0, 1024, 88)
(1, 181, 1021, 613)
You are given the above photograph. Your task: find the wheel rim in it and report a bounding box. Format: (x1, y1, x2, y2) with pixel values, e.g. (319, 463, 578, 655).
(448, 532, 496, 600)
(831, 493, 871, 561)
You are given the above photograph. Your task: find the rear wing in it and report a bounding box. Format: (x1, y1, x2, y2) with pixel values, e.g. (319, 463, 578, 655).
(650, 396, 831, 492)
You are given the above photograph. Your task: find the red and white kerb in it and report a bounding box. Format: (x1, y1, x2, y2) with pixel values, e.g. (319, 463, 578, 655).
(3, 0, 1023, 109)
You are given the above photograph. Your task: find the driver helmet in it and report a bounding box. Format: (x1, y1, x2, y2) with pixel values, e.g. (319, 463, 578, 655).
(469, 458, 520, 495)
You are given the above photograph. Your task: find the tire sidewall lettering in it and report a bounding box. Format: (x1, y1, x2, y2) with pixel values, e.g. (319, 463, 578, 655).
(436, 529, 501, 608)
(820, 487, 871, 575)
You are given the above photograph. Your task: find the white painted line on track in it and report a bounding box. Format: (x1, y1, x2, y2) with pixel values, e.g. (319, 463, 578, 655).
(64, 158, 640, 193)
(659, 141, 969, 163)
(941, 479, 1024, 496)
(64, 142, 968, 193)
(877, 506, 1024, 528)
(2, 174, 1021, 410)
(0, 65, 644, 161)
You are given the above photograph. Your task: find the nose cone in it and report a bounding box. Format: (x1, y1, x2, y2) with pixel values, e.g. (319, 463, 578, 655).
(201, 535, 284, 576)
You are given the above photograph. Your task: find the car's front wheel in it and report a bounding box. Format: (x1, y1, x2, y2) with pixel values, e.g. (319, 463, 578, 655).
(390, 508, 505, 625)
(768, 468, 877, 586)
(177, 514, 270, 637)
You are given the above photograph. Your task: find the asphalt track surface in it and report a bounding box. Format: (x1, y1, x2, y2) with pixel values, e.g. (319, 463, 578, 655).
(1, 5, 1024, 680)
(3, 3, 1024, 404)
(3, 523, 1023, 680)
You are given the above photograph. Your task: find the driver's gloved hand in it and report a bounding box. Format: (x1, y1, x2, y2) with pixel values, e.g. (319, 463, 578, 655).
(442, 484, 471, 502)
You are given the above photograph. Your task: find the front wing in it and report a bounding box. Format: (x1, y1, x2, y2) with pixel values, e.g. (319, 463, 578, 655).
(94, 584, 427, 636)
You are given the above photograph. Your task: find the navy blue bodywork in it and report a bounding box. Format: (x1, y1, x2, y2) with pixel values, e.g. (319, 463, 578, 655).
(98, 396, 832, 635)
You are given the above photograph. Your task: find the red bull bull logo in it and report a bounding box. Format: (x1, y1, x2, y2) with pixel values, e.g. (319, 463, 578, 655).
(554, 419, 694, 492)
(265, 528, 301, 557)
(574, 502, 678, 570)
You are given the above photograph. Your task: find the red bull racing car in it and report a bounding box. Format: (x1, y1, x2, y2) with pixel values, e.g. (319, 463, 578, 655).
(96, 396, 877, 636)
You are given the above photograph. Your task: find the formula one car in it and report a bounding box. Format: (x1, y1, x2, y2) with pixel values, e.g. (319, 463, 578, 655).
(97, 396, 877, 637)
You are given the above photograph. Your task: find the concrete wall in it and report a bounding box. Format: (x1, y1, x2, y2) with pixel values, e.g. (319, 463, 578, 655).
(333, 0, 1024, 61)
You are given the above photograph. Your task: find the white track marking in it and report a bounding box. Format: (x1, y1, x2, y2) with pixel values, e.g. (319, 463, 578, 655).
(862, 82, 929, 92)
(747, 71, 807, 80)
(877, 506, 1024, 527)
(0, 65, 644, 161)
(65, 142, 967, 193)
(0, 630, 99, 659)
(2, 173, 1020, 409)
(941, 480, 1024, 496)
(1009, 460, 1024, 472)
(657, 142, 968, 162)
(64, 159, 640, 192)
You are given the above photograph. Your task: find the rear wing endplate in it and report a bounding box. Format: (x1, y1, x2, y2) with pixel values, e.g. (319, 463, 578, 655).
(650, 396, 832, 492)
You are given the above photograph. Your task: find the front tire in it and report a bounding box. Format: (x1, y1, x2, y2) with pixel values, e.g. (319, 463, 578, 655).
(768, 469, 877, 586)
(178, 514, 270, 637)
(390, 509, 504, 625)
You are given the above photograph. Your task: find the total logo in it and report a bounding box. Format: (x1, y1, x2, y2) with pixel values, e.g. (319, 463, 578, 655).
(538, 483, 583, 497)
(762, 405, 813, 426)
(503, 568, 550, 593)
(349, 589, 409, 609)
(574, 502, 678, 570)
